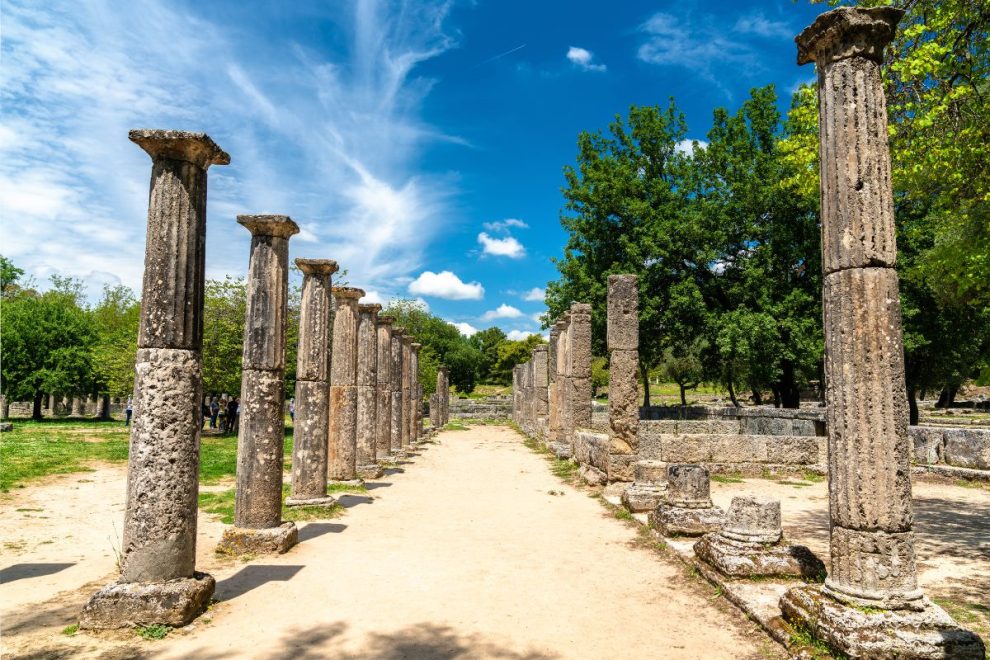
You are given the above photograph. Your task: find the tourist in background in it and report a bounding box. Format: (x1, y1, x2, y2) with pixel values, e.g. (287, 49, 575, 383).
(124, 398, 133, 427)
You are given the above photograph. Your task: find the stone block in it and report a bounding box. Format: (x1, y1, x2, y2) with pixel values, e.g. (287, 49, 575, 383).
(766, 436, 819, 464)
(621, 483, 667, 513)
(650, 503, 725, 537)
(607, 274, 638, 350)
(0, 422, 12, 432)
(579, 464, 607, 486)
(711, 434, 768, 463)
(80, 572, 215, 629)
(356, 463, 384, 479)
(284, 495, 336, 508)
(634, 460, 668, 483)
(694, 533, 825, 579)
(667, 464, 713, 509)
(660, 435, 712, 463)
(607, 453, 636, 482)
(721, 496, 782, 544)
(549, 442, 572, 460)
(216, 522, 298, 556)
(943, 428, 990, 470)
(909, 427, 944, 465)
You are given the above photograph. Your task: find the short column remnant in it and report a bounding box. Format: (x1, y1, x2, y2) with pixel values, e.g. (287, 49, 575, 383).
(355, 304, 382, 478)
(80, 129, 229, 629)
(328, 287, 364, 483)
(440, 367, 450, 426)
(694, 496, 825, 579)
(287, 259, 338, 507)
(649, 464, 725, 537)
(375, 316, 395, 462)
(429, 392, 440, 428)
(217, 215, 300, 556)
(389, 327, 405, 456)
(621, 460, 668, 513)
(607, 274, 639, 482)
(780, 8, 985, 658)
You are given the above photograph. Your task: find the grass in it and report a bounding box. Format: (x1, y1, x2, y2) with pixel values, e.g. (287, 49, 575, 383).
(711, 473, 745, 484)
(136, 624, 170, 640)
(0, 421, 129, 491)
(443, 421, 470, 431)
(550, 458, 578, 480)
(61, 624, 78, 636)
(198, 484, 345, 526)
(787, 622, 843, 659)
(932, 598, 990, 642)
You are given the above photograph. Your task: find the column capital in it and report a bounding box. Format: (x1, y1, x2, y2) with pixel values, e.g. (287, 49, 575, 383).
(797, 7, 903, 66)
(533, 344, 548, 353)
(392, 326, 406, 335)
(129, 129, 230, 169)
(359, 303, 382, 315)
(295, 258, 338, 276)
(237, 215, 300, 238)
(411, 343, 422, 351)
(377, 315, 395, 326)
(332, 286, 365, 301)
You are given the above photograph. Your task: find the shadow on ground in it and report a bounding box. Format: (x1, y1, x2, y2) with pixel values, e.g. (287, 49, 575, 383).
(216, 565, 304, 601)
(297, 522, 346, 542)
(0, 562, 75, 583)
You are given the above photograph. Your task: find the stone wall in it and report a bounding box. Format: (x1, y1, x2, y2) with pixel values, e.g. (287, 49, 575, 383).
(449, 396, 511, 421)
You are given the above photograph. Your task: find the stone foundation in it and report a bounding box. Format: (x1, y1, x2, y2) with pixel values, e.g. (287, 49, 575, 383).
(80, 572, 215, 629)
(694, 534, 825, 579)
(649, 504, 725, 537)
(284, 495, 336, 508)
(215, 522, 298, 556)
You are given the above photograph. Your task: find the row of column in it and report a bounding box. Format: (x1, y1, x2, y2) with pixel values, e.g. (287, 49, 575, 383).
(81, 129, 438, 630)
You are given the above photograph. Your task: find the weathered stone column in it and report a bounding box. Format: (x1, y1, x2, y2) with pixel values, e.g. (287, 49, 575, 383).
(569, 303, 593, 441)
(547, 324, 561, 442)
(217, 215, 299, 556)
(375, 316, 395, 461)
(389, 326, 405, 455)
(432, 370, 444, 428)
(607, 275, 639, 482)
(409, 342, 421, 443)
(780, 9, 984, 658)
(533, 345, 550, 440)
(356, 303, 382, 478)
(72, 395, 84, 416)
(400, 334, 413, 448)
(328, 287, 363, 482)
(80, 130, 228, 629)
(287, 259, 338, 507)
(550, 316, 573, 458)
(439, 367, 450, 425)
(511, 366, 520, 423)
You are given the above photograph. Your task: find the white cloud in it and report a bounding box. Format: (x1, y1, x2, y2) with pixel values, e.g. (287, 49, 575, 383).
(0, 0, 462, 299)
(506, 330, 539, 341)
(674, 139, 708, 155)
(521, 287, 545, 302)
(408, 270, 484, 300)
(483, 218, 528, 232)
(360, 290, 386, 305)
(481, 304, 523, 321)
(733, 14, 791, 39)
(448, 321, 478, 337)
(477, 232, 525, 258)
(566, 46, 606, 72)
(530, 312, 545, 324)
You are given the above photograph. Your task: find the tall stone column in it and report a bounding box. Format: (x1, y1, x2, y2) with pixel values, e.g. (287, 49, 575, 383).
(780, 9, 984, 658)
(607, 275, 639, 482)
(439, 366, 450, 425)
(72, 395, 84, 417)
(511, 366, 520, 423)
(81, 130, 228, 629)
(433, 369, 445, 428)
(287, 259, 338, 507)
(532, 345, 549, 439)
(217, 215, 299, 556)
(375, 316, 395, 461)
(328, 287, 364, 482)
(547, 324, 561, 442)
(389, 326, 405, 456)
(356, 303, 383, 478)
(550, 316, 573, 458)
(569, 303, 593, 438)
(409, 342, 422, 443)
(400, 334, 413, 448)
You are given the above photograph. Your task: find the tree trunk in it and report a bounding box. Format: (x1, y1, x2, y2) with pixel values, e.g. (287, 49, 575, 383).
(751, 387, 763, 406)
(727, 378, 739, 407)
(679, 383, 687, 407)
(907, 385, 919, 426)
(935, 386, 950, 409)
(32, 391, 44, 420)
(640, 362, 651, 408)
(778, 361, 801, 408)
(771, 386, 781, 408)
(99, 394, 112, 421)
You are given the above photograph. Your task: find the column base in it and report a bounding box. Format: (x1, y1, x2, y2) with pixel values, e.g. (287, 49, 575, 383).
(79, 572, 215, 630)
(649, 504, 725, 537)
(328, 478, 364, 486)
(694, 533, 825, 580)
(285, 495, 337, 508)
(216, 522, 298, 556)
(621, 483, 667, 513)
(357, 463, 384, 479)
(780, 585, 985, 659)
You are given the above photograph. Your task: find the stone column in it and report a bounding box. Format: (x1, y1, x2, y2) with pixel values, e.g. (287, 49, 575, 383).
(375, 316, 395, 461)
(569, 303, 593, 438)
(80, 130, 228, 629)
(72, 395, 84, 417)
(356, 303, 382, 478)
(400, 334, 413, 448)
(607, 275, 639, 482)
(551, 315, 573, 459)
(287, 259, 338, 507)
(389, 326, 405, 455)
(511, 366, 520, 423)
(780, 9, 984, 658)
(439, 367, 450, 425)
(217, 215, 299, 556)
(547, 324, 561, 442)
(328, 287, 364, 482)
(533, 345, 549, 439)
(409, 342, 421, 443)
(432, 371, 444, 428)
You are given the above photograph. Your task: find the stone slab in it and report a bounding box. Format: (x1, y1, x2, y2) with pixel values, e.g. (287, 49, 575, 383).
(80, 572, 215, 629)
(215, 522, 298, 556)
(621, 483, 667, 512)
(694, 533, 825, 579)
(649, 504, 725, 537)
(943, 428, 990, 470)
(284, 496, 337, 508)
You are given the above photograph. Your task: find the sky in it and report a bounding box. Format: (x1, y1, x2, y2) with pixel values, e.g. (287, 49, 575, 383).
(0, 0, 824, 341)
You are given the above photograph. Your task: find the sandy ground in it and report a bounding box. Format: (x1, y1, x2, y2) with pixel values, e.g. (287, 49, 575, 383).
(1, 427, 775, 659)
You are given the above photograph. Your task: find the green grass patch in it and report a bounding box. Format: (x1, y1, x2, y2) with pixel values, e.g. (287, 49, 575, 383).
(801, 470, 825, 483)
(550, 458, 578, 480)
(136, 624, 169, 640)
(787, 622, 845, 659)
(326, 482, 367, 494)
(199, 427, 293, 484)
(61, 623, 79, 636)
(198, 489, 237, 524)
(779, 480, 813, 488)
(711, 473, 745, 484)
(199, 484, 346, 525)
(0, 421, 129, 491)
(443, 421, 470, 431)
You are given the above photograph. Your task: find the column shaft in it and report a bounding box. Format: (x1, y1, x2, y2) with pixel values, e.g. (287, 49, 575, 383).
(328, 288, 363, 480)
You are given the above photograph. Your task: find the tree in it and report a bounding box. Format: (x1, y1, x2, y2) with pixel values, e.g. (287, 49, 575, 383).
(715, 310, 782, 406)
(492, 334, 546, 385)
(0, 273, 97, 419)
(0, 255, 24, 295)
(660, 340, 707, 407)
(90, 284, 141, 415)
(469, 326, 507, 384)
(202, 276, 247, 397)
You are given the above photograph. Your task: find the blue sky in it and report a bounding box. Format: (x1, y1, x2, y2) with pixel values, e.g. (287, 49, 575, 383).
(0, 0, 823, 340)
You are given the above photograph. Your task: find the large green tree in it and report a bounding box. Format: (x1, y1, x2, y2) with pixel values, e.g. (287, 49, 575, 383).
(90, 284, 141, 414)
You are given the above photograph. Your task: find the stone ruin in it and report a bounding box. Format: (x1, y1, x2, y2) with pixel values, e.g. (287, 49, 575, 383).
(648, 464, 725, 537)
(79, 127, 441, 630)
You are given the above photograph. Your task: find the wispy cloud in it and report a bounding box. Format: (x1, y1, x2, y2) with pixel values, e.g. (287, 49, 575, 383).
(521, 287, 545, 302)
(674, 139, 708, 155)
(0, 0, 463, 298)
(483, 218, 528, 233)
(481, 303, 523, 321)
(448, 320, 478, 336)
(408, 270, 484, 300)
(477, 232, 525, 258)
(733, 13, 792, 40)
(506, 329, 539, 341)
(566, 46, 606, 73)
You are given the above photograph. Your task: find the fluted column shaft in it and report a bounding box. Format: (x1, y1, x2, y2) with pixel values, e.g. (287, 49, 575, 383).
(376, 317, 395, 459)
(533, 346, 549, 434)
(120, 130, 229, 583)
(328, 287, 363, 480)
(409, 343, 421, 442)
(356, 304, 380, 471)
(558, 316, 573, 445)
(400, 335, 413, 447)
(290, 259, 337, 501)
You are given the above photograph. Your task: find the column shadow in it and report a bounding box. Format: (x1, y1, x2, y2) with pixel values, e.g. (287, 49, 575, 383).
(298, 523, 347, 542)
(215, 565, 304, 601)
(0, 563, 75, 583)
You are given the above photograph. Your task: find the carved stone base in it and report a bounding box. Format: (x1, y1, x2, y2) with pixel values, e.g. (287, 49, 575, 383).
(215, 522, 298, 556)
(694, 533, 825, 579)
(356, 463, 384, 479)
(780, 585, 985, 659)
(80, 572, 215, 629)
(549, 442, 572, 459)
(649, 503, 725, 537)
(621, 483, 667, 513)
(284, 495, 337, 508)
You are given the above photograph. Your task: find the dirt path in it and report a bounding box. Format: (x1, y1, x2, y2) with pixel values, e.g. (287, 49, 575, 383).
(1, 426, 772, 659)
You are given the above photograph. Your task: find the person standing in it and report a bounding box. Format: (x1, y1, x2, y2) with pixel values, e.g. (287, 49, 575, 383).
(209, 397, 220, 429)
(288, 398, 295, 424)
(124, 398, 133, 427)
